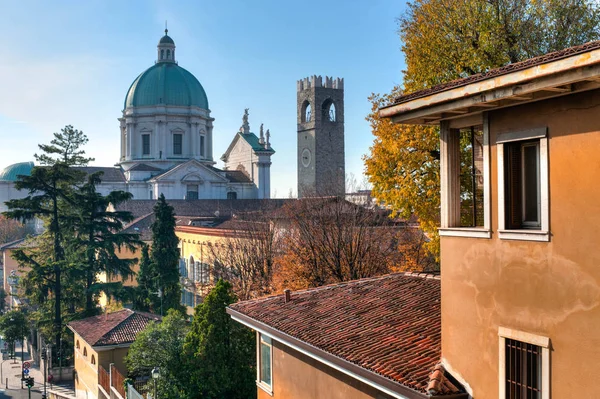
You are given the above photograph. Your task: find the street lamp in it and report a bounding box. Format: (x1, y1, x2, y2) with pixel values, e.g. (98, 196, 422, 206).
(41, 345, 48, 399)
(151, 367, 160, 399)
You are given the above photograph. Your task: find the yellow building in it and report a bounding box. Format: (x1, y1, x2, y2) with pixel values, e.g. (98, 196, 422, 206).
(67, 309, 160, 399)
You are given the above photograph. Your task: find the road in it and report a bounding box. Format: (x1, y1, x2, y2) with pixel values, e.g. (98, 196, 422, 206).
(0, 387, 43, 399)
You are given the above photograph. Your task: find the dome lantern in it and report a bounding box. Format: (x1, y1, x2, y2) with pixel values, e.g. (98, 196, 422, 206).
(157, 28, 176, 64)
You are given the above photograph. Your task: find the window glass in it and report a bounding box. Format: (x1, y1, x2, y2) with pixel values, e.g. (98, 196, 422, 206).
(142, 134, 150, 155)
(186, 184, 198, 200)
(260, 335, 272, 387)
(459, 128, 484, 227)
(504, 140, 540, 229)
(505, 338, 542, 398)
(200, 135, 205, 157)
(227, 191, 237, 200)
(173, 134, 183, 155)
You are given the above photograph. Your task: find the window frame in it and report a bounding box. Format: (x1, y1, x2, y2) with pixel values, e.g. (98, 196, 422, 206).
(439, 115, 491, 239)
(257, 333, 273, 395)
(173, 133, 183, 155)
(497, 128, 549, 242)
(142, 133, 151, 156)
(498, 327, 550, 399)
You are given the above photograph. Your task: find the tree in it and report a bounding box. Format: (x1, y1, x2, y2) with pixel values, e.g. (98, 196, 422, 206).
(0, 289, 6, 314)
(208, 208, 278, 301)
(0, 215, 34, 245)
(365, 0, 600, 259)
(274, 198, 399, 290)
(133, 244, 153, 311)
(183, 279, 256, 399)
(3, 125, 92, 349)
(146, 194, 183, 315)
(125, 310, 189, 398)
(70, 173, 140, 316)
(0, 310, 27, 356)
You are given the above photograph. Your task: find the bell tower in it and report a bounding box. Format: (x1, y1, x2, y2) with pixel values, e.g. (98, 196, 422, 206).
(297, 75, 345, 198)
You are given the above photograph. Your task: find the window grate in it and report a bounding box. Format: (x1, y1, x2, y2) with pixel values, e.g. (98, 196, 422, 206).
(505, 338, 542, 399)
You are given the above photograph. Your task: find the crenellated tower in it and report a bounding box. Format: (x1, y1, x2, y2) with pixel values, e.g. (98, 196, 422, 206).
(297, 75, 345, 198)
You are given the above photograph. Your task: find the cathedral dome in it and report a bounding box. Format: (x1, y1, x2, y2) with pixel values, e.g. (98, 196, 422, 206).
(124, 30, 209, 110)
(0, 162, 34, 181)
(124, 63, 209, 109)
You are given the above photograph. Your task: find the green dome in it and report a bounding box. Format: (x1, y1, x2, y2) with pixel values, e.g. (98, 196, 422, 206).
(0, 162, 34, 181)
(159, 35, 174, 45)
(124, 63, 209, 109)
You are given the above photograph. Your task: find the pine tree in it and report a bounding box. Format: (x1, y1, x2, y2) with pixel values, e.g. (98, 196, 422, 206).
(3, 125, 92, 349)
(183, 279, 256, 399)
(70, 173, 141, 316)
(149, 194, 183, 315)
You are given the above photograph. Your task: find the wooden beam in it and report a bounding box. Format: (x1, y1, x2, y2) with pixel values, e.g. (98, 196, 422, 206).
(541, 85, 571, 93)
(471, 102, 498, 108)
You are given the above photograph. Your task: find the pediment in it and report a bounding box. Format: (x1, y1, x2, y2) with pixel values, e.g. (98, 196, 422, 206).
(150, 160, 228, 183)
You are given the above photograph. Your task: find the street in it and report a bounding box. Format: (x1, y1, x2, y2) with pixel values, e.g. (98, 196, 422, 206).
(0, 388, 42, 399)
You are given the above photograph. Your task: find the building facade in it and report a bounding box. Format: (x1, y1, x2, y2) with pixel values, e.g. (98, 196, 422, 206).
(380, 40, 600, 398)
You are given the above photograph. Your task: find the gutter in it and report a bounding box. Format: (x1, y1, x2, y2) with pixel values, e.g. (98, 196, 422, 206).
(228, 308, 455, 399)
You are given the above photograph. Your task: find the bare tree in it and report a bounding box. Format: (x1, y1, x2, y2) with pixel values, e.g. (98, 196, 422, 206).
(275, 197, 398, 289)
(0, 215, 34, 245)
(207, 208, 279, 301)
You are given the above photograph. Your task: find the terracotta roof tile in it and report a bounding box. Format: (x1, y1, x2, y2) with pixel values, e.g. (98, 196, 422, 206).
(67, 309, 160, 347)
(229, 273, 463, 395)
(392, 40, 600, 106)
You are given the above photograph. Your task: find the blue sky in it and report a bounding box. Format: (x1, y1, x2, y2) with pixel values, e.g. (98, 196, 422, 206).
(0, 0, 407, 197)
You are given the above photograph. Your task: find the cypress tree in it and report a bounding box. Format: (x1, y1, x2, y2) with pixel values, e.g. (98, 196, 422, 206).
(149, 194, 184, 314)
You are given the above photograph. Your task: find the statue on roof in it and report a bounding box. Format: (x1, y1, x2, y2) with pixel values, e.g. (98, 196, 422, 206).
(240, 108, 250, 134)
(259, 123, 265, 145)
(266, 129, 271, 149)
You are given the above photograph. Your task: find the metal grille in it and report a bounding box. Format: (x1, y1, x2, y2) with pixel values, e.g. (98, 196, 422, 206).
(505, 338, 542, 399)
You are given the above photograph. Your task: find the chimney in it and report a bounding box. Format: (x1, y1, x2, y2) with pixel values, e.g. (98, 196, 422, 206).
(283, 289, 291, 303)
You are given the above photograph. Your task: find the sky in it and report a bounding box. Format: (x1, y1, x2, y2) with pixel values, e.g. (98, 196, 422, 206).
(0, 0, 407, 197)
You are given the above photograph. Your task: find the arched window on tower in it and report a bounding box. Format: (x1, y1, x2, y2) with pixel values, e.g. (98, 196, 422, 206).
(301, 101, 312, 123)
(167, 49, 171, 59)
(161, 50, 164, 60)
(322, 99, 336, 122)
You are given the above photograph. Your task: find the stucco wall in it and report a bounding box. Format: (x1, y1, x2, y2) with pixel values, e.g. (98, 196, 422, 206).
(74, 333, 99, 399)
(441, 89, 600, 398)
(261, 340, 392, 399)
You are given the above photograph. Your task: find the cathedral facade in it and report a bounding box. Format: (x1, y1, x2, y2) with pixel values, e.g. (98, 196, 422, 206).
(0, 30, 274, 211)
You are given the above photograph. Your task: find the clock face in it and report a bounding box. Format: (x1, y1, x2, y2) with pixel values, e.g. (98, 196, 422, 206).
(301, 148, 311, 168)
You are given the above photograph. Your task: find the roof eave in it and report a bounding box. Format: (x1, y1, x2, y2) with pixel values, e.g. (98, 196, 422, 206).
(381, 48, 600, 125)
(227, 307, 430, 399)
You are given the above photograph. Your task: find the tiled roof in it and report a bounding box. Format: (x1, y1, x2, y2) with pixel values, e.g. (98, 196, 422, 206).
(228, 273, 464, 397)
(75, 167, 126, 182)
(121, 213, 155, 241)
(68, 309, 161, 347)
(114, 199, 292, 219)
(128, 163, 163, 172)
(392, 39, 600, 106)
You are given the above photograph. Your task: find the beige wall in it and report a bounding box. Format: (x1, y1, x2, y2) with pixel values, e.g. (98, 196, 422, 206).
(442, 89, 600, 398)
(261, 339, 392, 399)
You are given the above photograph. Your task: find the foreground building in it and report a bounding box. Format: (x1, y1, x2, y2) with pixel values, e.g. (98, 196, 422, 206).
(68, 309, 160, 399)
(228, 273, 467, 399)
(379, 40, 600, 398)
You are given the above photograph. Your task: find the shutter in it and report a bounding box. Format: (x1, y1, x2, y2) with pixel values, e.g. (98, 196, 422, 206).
(505, 144, 522, 229)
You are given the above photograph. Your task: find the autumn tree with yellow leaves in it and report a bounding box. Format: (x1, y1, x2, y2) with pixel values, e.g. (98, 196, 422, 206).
(365, 0, 600, 259)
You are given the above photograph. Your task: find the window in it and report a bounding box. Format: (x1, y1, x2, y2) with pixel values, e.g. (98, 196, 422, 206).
(499, 327, 549, 399)
(161, 50, 164, 60)
(497, 128, 549, 241)
(227, 191, 237, 200)
(142, 134, 150, 156)
(258, 334, 272, 392)
(167, 49, 171, 59)
(173, 134, 183, 155)
(504, 141, 540, 229)
(83, 347, 87, 357)
(322, 99, 336, 122)
(76, 340, 80, 350)
(195, 262, 210, 284)
(439, 118, 491, 238)
(186, 184, 198, 200)
(200, 135, 205, 158)
(301, 101, 312, 123)
(91, 355, 96, 365)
